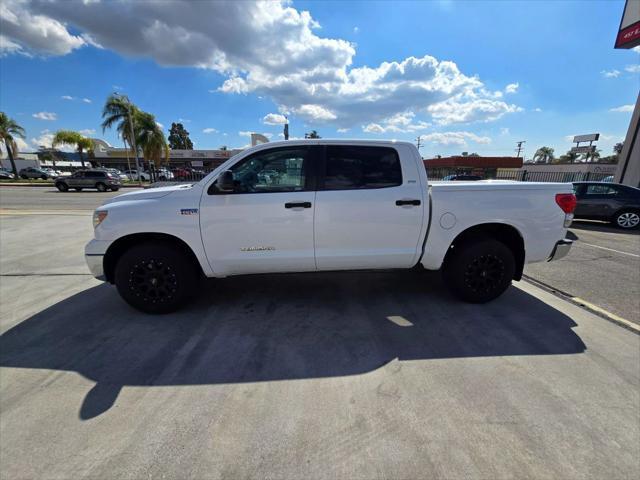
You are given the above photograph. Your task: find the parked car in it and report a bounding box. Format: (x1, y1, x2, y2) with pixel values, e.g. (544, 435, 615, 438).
(573, 182, 640, 229)
(55, 169, 122, 192)
(18, 167, 53, 180)
(443, 174, 483, 181)
(124, 169, 151, 181)
(104, 168, 128, 180)
(0, 167, 15, 179)
(41, 167, 62, 177)
(86, 139, 576, 313)
(156, 168, 174, 181)
(171, 167, 206, 180)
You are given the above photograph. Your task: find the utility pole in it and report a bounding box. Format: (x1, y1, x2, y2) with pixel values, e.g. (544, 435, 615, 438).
(515, 140, 526, 159)
(416, 135, 423, 151)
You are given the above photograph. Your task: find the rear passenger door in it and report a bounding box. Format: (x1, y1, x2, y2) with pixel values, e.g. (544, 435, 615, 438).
(314, 144, 425, 270)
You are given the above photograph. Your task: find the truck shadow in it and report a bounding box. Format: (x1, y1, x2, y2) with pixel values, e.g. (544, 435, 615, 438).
(0, 271, 586, 420)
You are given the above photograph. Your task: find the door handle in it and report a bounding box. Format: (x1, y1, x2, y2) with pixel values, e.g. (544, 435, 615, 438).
(285, 202, 312, 209)
(395, 199, 421, 206)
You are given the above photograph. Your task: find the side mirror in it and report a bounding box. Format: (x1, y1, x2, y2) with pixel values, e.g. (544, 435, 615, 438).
(215, 170, 235, 193)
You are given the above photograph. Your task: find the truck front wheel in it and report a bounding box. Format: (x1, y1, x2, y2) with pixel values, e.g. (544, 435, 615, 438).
(443, 238, 515, 303)
(114, 242, 198, 313)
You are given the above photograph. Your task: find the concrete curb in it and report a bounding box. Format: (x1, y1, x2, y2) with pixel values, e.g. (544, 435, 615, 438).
(522, 275, 639, 334)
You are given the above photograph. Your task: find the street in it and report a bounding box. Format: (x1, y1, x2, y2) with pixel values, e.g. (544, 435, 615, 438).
(0, 188, 639, 478)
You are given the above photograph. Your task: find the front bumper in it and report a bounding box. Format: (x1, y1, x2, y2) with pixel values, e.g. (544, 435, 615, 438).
(548, 238, 573, 261)
(85, 239, 111, 281)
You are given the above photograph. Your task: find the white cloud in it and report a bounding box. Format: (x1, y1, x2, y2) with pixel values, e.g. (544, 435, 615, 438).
(14, 137, 29, 152)
(504, 82, 519, 94)
(533, 107, 542, 112)
(610, 104, 634, 113)
(419, 131, 491, 146)
(0, 34, 24, 56)
(0, 0, 85, 56)
(79, 128, 95, 135)
(262, 113, 288, 125)
(32, 111, 57, 120)
(61, 95, 74, 100)
(428, 98, 522, 125)
(156, 121, 164, 128)
(112, 84, 124, 90)
(293, 105, 337, 121)
(202, 128, 218, 134)
(625, 64, 640, 74)
(178, 117, 191, 123)
(362, 123, 385, 134)
(82, 97, 91, 103)
(353, 26, 359, 34)
(500, 127, 510, 135)
(633, 46, 640, 53)
(337, 128, 349, 133)
(362, 111, 431, 133)
(0, 1, 522, 129)
(601, 69, 620, 78)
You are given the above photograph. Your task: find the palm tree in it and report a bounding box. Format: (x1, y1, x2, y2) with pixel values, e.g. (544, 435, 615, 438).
(0, 112, 26, 177)
(102, 93, 142, 176)
(52, 130, 94, 168)
(135, 111, 169, 168)
(533, 146, 555, 164)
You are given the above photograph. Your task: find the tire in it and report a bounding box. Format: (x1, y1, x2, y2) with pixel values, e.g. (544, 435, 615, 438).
(96, 182, 107, 192)
(443, 238, 516, 303)
(56, 182, 68, 192)
(612, 210, 640, 230)
(41, 175, 47, 180)
(74, 188, 82, 192)
(111, 186, 120, 191)
(114, 242, 199, 314)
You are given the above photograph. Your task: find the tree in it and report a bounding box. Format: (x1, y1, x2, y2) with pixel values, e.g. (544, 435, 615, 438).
(584, 148, 601, 163)
(533, 146, 555, 164)
(614, 142, 624, 155)
(102, 93, 142, 177)
(219, 145, 228, 151)
(555, 151, 579, 164)
(305, 130, 321, 139)
(135, 111, 169, 168)
(168, 122, 193, 150)
(0, 112, 26, 177)
(52, 130, 94, 168)
(469, 152, 480, 157)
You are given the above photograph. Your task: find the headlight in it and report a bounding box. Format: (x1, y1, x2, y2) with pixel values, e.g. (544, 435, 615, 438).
(93, 210, 108, 228)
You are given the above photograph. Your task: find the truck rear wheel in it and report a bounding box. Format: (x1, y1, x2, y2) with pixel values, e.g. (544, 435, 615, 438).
(443, 238, 515, 303)
(114, 242, 198, 314)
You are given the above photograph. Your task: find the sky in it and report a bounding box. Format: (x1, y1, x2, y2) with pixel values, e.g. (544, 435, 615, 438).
(0, 0, 638, 160)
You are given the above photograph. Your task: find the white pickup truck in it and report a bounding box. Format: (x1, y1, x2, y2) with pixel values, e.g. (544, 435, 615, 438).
(85, 140, 576, 313)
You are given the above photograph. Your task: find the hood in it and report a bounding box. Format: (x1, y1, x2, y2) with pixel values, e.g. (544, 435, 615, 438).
(102, 183, 194, 205)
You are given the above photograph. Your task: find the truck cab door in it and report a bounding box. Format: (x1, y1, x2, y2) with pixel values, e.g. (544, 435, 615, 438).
(314, 144, 426, 270)
(199, 145, 320, 276)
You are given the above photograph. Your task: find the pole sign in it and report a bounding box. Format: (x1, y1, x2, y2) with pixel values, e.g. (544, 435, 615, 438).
(573, 133, 599, 143)
(615, 0, 640, 49)
(570, 146, 597, 154)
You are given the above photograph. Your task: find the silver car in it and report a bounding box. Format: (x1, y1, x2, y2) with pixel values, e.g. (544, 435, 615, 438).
(55, 170, 122, 192)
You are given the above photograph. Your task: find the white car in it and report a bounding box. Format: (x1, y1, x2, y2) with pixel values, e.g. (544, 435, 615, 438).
(124, 170, 151, 181)
(86, 140, 575, 313)
(106, 168, 128, 181)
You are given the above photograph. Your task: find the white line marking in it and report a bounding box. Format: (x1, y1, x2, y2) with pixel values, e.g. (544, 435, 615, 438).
(579, 242, 640, 258)
(386, 316, 414, 327)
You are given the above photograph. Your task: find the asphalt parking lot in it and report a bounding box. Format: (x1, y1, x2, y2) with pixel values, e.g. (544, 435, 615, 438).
(1, 187, 639, 478)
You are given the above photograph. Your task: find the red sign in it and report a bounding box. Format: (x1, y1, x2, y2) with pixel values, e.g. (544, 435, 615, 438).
(616, 20, 640, 48)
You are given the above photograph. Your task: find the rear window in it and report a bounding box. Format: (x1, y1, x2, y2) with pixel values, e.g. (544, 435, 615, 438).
(323, 145, 402, 190)
(86, 171, 106, 178)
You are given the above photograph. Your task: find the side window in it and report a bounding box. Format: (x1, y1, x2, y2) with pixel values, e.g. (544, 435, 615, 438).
(323, 146, 402, 190)
(227, 147, 309, 194)
(586, 184, 617, 195)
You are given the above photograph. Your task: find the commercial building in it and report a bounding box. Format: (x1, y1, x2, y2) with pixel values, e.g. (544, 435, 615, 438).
(90, 139, 242, 171)
(423, 156, 523, 178)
